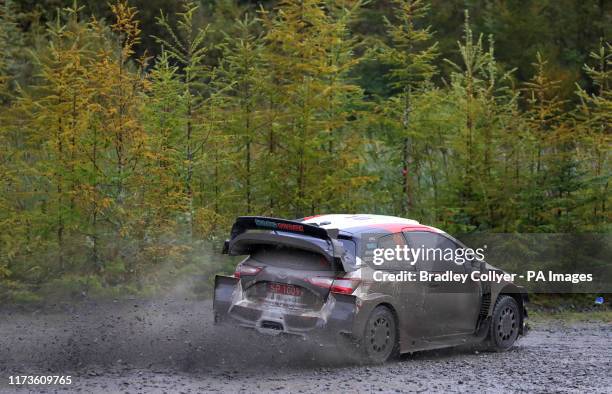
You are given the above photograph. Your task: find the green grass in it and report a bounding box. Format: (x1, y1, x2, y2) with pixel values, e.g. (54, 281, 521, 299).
(526, 293, 611, 323)
(529, 309, 612, 323)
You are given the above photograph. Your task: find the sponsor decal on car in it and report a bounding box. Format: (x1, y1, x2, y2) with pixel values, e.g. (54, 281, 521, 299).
(254, 218, 304, 232)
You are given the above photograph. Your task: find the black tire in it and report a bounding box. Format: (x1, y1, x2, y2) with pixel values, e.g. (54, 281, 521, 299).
(361, 306, 398, 363)
(487, 295, 521, 351)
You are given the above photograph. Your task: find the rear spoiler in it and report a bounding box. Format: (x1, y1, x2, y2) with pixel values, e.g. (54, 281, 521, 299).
(233, 216, 334, 239)
(223, 216, 346, 270)
(222, 216, 339, 254)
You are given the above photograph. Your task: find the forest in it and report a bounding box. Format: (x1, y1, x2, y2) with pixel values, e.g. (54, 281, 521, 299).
(0, 0, 609, 302)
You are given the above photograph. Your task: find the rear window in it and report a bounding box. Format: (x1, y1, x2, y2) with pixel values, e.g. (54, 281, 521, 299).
(249, 247, 333, 271)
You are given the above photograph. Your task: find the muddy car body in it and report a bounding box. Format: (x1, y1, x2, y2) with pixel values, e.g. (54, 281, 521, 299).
(214, 215, 528, 362)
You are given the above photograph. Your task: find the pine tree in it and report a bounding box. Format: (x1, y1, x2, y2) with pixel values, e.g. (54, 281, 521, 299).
(89, 0, 149, 274)
(520, 52, 566, 230)
(575, 40, 611, 229)
(262, 0, 366, 217)
(317, 0, 370, 213)
(444, 11, 516, 230)
(10, 2, 95, 273)
(0, 0, 27, 104)
(142, 50, 188, 236)
(523, 53, 565, 176)
(0, 0, 26, 280)
(217, 14, 267, 214)
(376, 0, 438, 217)
(155, 1, 211, 236)
(262, 0, 329, 216)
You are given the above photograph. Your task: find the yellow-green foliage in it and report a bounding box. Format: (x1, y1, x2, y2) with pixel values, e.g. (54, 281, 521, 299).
(0, 0, 609, 303)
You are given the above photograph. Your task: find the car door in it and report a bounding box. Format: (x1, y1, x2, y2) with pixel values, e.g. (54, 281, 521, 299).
(374, 233, 426, 343)
(404, 231, 481, 338)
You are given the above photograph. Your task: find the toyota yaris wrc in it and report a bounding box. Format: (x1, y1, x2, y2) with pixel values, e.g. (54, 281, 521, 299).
(213, 214, 528, 363)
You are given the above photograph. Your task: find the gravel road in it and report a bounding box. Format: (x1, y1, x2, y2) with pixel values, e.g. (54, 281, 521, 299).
(0, 298, 610, 393)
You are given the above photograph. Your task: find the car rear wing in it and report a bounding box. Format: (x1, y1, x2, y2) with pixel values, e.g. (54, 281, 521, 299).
(230, 216, 336, 240)
(222, 216, 351, 270)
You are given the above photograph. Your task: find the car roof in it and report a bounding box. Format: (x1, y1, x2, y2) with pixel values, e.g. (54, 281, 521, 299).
(301, 214, 443, 235)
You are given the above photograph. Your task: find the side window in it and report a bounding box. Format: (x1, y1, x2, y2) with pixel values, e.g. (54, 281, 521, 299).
(403, 231, 438, 271)
(404, 231, 465, 272)
(376, 233, 409, 270)
(434, 236, 465, 272)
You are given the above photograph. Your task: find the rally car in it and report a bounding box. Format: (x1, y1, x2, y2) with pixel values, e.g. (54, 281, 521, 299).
(213, 214, 528, 363)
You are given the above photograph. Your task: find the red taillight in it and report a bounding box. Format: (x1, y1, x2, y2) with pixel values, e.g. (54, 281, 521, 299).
(330, 278, 361, 294)
(307, 277, 334, 288)
(234, 264, 262, 278)
(308, 277, 361, 295)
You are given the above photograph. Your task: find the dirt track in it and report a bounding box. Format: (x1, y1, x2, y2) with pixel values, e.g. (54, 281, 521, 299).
(0, 299, 610, 393)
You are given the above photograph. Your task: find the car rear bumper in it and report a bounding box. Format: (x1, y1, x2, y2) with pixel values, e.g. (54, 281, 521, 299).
(213, 275, 358, 338)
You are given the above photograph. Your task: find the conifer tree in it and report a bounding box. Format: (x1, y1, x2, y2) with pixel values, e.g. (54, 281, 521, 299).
(376, 0, 438, 216)
(523, 53, 565, 175)
(318, 0, 369, 213)
(262, 0, 365, 217)
(0, 0, 28, 104)
(155, 1, 211, 236)
(444, 11, 515, 230)
(262, 0, 329, 216)
(142, 50, 188, 235)
(576, 41, 611, 229)
(11, 2, 94, 272)
(521, 52, 567, 230)
(217, 14, 267, 214)
(0, 0, 25, 279)
(83, 1, 148, 273)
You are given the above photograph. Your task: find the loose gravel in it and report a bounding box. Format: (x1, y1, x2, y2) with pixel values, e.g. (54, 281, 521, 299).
(0, 299, 610, 393)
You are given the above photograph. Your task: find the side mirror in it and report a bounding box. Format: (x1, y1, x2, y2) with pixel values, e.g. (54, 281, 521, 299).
(222, 239, 230, 255)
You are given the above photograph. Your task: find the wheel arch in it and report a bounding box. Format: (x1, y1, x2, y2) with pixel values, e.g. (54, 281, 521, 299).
(376, 302, 399, 327)
(495, 283, 528, 335)
(363, 301, 400, 361)
(373, 301, 402, 352)
(352, 296, 401, 343)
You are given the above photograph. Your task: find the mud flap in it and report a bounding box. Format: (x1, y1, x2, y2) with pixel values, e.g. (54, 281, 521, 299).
(326, 293, 358, 340)
(520, 292, 529, 335)
(213, 275, 239, 323)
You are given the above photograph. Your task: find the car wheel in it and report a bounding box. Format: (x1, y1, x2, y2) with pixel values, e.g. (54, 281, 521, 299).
(487, 295, 520, 351)
(361, 306, 398, 363)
